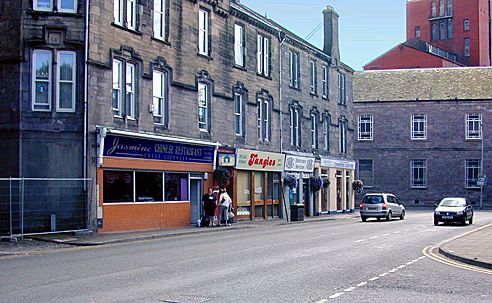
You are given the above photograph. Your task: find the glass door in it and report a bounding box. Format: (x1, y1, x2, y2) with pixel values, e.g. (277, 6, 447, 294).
(189, 178, 202, 224)
(254, 172, 265, 218)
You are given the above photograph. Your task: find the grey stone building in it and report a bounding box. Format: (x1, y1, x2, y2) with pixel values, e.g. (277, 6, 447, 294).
(354, 67, 491, 208)
(0, 0, 87, 233)
(0, 0, 354, 233)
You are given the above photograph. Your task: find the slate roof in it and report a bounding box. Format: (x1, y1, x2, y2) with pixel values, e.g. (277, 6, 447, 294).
(354, 67, 492, 102)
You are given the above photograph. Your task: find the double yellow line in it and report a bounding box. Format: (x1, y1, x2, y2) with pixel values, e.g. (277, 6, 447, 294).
(422, 246, 492, 275)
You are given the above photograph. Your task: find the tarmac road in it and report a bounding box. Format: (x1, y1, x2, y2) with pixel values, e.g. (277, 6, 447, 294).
(1, 209, 491, 303)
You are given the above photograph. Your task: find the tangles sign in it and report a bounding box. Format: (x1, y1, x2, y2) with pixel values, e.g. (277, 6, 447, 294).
(284, 155, 315, 173)
(236, 149, 285, 171)
(103, 134, 214, 164)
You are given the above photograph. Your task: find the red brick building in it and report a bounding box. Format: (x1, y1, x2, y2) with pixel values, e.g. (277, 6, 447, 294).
(364, 0, 491, 70)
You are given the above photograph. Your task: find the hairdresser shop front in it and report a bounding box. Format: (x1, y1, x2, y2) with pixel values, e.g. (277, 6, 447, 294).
(96, 128, 219, 232)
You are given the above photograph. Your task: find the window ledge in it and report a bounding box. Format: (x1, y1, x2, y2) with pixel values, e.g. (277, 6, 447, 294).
(111, 23, 143, 36)
(197, 53, 213, 60)
(151, 37, 171, 46)
(289, 85, 301, 91)
(256, 73, 272, 80)
(233, 64, 247, 72)
(411, 187, 428, 190)
(310, 92, 318, 97)
(27, 9, 82, 18)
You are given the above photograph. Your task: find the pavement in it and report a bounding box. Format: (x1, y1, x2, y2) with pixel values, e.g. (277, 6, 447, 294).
(2, 212, 492, 271)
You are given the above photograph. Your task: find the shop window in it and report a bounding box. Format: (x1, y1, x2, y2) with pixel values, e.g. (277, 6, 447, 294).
(267, 173, 281, 217)
(236, 171, 251, 216)
(103, 171, 134, 203)
(255, 172, 265, 218)
(164, 173, 189, 201)
(136, 172, 163, 202)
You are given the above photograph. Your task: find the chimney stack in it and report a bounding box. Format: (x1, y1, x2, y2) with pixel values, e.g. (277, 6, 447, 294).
(323, 5, 340, 62)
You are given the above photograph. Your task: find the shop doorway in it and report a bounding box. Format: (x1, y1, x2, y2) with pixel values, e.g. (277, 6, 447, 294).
(190, 178, 202, 224)
(336, 171, 343, 210)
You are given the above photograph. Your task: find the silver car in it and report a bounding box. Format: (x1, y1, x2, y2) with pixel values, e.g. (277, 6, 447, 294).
(359, 193, 406, 222)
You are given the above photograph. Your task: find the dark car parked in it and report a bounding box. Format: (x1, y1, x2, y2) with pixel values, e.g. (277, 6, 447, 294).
(434, 197, 474, 226)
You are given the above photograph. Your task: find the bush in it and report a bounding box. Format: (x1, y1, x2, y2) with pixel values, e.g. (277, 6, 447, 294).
(310, 176, 324, 192)
(283, 174, 297, 189)
(352, 180, 364, 193)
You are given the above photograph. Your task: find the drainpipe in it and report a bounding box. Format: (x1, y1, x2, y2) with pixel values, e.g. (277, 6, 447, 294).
(278, 31, 286, 153)
(84, 0, 90, 226)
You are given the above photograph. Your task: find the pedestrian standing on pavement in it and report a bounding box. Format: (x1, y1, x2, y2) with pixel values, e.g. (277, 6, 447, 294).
(202, 188, 217, 227)
(219, 188, 232, 226)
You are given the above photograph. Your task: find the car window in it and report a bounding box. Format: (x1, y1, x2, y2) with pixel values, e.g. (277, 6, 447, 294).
(439, 199, 465, 207)
(387, 196, 396, 204)
(363, 195, 384, 204)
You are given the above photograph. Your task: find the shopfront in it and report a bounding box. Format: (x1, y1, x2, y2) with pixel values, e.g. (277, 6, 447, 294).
(96, 128, 219, 232)
(234, 149, 285, 220)
(284, 154, 316, 217)
(318, 156, 356, 214)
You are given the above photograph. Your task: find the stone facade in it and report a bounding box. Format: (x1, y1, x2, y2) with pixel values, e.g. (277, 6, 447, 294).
(354, 68, 491, 207)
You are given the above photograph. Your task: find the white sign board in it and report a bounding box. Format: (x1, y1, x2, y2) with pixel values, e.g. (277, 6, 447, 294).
(321, 157, 356, 170)
(284, 155, 315, 172)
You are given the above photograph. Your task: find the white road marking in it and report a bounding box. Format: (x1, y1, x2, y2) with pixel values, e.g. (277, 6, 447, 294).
(329, 293, 344, 299)
(388, 268, 398, 273)
(369, 236, 378, 239)
(393, 231, 400, 234)
(397, 265, 406, 269)
(315, 300, 328, 303)
(379, 272, 389, 277)
(383, 233, 390, 236)
(344, 287, 356, 292)
(368, 277, 380, 281)
(406, 261, 414, 265)
(354, 239, 365, 243)
(356, 282, 368, 287)
(418, 256, 426, 260)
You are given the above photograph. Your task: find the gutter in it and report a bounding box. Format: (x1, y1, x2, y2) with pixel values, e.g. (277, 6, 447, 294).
(83, 0, 89, 186)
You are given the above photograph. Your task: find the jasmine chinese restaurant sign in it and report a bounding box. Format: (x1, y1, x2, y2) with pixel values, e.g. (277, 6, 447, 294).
(103, 134, 214, 164)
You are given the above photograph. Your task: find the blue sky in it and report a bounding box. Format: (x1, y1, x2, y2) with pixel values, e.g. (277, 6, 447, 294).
(242, 0, 407, 71)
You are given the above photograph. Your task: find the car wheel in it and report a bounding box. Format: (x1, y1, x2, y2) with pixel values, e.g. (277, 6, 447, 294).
(469, 216, 473, 224)
(386, 211, 392, 221)
(377, 218, 380, 221)
(434, 219, 439, 226)
(361, 217, 367, 222)
(400, 210, 405, 220)
(461, 218, 467, 226)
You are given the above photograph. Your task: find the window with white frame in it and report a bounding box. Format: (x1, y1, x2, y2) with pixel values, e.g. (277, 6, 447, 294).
(466, 114, 482, 139)
(199, 8, 210, 56)
(256, 97, 271, 141)
(464, 19, 470, 31)
(447, 19, 453, 39)
(125, 63, 136, 119)
(257, 34, 270, 77)
(358, 159, 373, 187)
(411, 114, 427, 140)
(415, 26, 421, 38)
(112, 59, 123, 115)
(32, 49, 76, 112)
(152, 70, 168, 125)
(289, 51, 300, 88)
(322, 66, 328, 98)
(34, 0, 77, 13)
(358, 115, 373, 141)
(257, 97, 271, 141)
(114, 0, 137, 29)
(198, 82, 209, 131)
(234, 92, 243, 136)
(338, 72, 346, 105)
(431, 1, 437, 17)
(339, 118, 347, 154)
(290, 106, 301, 147)
(153, 0, 167, 40)
(323, 115, 330, 151)
(234, 24, 245, 67)
(310, 60, 317, 94)
(447, 0, 453, 15)
(439, 0, 445, 16)
(56, 51, 76, 112)
(465, 160, 481, 188)
(32, 50, 52, 111)
(411, 159, 427, 188)
(112, 59, 137, 118)
(311, 113, 318, 149)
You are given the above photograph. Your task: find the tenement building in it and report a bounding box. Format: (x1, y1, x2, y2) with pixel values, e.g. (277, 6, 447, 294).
(0, 0, 354, 234)
(353, 67, 491, 208)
